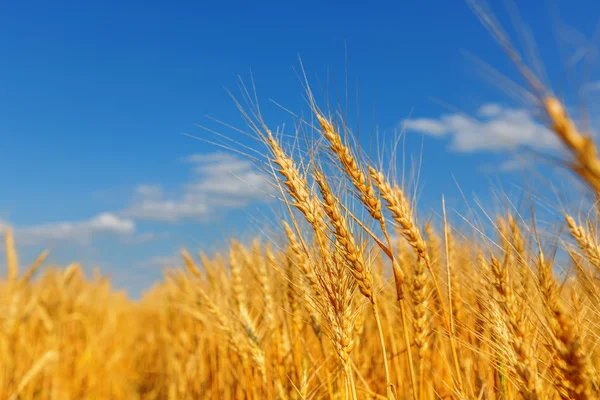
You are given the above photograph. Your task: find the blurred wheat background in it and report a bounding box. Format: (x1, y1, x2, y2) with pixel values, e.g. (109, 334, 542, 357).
(3, 1, 600, 399)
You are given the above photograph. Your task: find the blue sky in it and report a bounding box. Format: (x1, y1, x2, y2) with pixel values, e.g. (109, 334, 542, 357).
(1, 0, 598, 297)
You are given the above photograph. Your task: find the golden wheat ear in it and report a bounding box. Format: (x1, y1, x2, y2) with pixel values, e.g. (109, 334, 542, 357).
(5, 228, 18, 282)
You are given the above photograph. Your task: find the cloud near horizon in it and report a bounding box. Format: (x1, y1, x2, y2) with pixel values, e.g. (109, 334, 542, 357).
(123, 152, 272, 222)
(0, 212, 136, 246)
(403, 103, 562, 153)
(143, 254, 183, 268)
(0, 152, 272, 247)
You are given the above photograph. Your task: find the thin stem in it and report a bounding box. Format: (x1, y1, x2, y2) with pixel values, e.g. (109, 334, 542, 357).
(381, 228, 418, 400)
(418, 363, 424, 400)
(348, 366, 358, 400)
(399, 301, 418, 400)
(384, 302, 403, 393)
(373, 303, 395, 400)
(319, 338, 335, 400)
(443, 197, 465, 394)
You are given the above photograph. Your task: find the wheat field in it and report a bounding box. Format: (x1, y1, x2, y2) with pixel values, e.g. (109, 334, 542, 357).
(2, 3, 600, 400)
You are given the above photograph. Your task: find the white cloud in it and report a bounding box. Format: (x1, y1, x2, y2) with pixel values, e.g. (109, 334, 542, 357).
(477, 103, 503, 118)
(123, 152, 271, 222)
(123, 200, 209, 222)
(134, 185, 163, 199)
(0, 152, 271, 249)
(119, 232, 158, 245)
(138, 254, 182, 268)
(0, 213, 136, 246)
(497, 157, 532, 172)
(403, 104, 562, 153)
(402, 119, 448, 136)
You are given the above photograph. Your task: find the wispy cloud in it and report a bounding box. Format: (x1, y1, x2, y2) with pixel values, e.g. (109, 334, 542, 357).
(123, 152, 271, 222)
(119, 232, 160, 245)
(0, 152, 271, 249)
(139, 254, 182, 269)
(497, 157, 533, 172)
(0, 213, 136, 246)
(403, 104, 561, 153)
